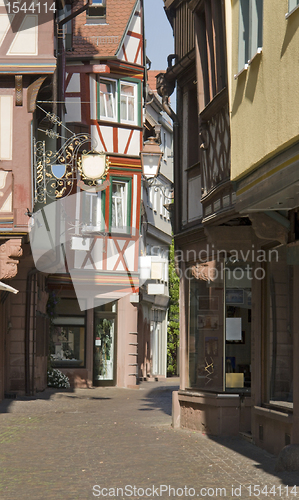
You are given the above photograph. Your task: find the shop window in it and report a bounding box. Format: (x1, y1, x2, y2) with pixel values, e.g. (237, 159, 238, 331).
(189, 276, 224, 392)
(238, 0, 263, 72)
(266, 247, 293, 408)
(50, 299, 86, 368)
(225, 263, 252, 392)
(82, 191, 105, 232)
(110, 178, 131, 233)
(98, 78, 117, 121)
(188, 261, 252, 393)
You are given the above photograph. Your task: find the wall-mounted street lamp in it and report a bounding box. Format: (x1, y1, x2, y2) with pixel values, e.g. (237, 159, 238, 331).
(140, 137, 173, 202)
(140, 137, 163, 179)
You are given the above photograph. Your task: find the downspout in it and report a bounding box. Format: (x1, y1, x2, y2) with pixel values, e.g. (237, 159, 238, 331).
(25, 268, 38, 395)
(156, 71, 180, 236)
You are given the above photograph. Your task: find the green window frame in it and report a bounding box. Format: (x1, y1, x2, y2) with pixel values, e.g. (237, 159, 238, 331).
(109, 177, 132, 234)
(97, 77, 141, 127)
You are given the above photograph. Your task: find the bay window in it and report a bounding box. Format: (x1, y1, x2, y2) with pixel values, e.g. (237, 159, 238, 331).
(98, 79, 117, 121)
(120, 82, 136, 123)
(97, 78, 139, 125)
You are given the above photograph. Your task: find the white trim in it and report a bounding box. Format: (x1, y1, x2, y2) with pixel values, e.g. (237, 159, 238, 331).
(247, 46, 262, 65)
(120, 80, 138, 125)
(98, 77, 118, 122)
(286, 2, 299, 18)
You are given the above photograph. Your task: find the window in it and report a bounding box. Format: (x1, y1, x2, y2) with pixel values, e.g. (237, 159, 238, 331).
(225, 263, 252, 392)
(265, 247, 293, 408)
(289, 0, 299, 11)
(188, 261, 252, 393)
(287, 0, 299, 16)
(97, 78, 139, 125)
(111, 179, 130, 232)
(189, 276, 224, 392)
(64, 4, 72, 50)
(99, 79, 117, 121)
(82, 191, 105, 232)
(163, 132, 167, 162)
(120, 82, 137, 124)
(50, 298, 86, 368)
(238, 0, 263, 72)
(88, 0, 106, 18)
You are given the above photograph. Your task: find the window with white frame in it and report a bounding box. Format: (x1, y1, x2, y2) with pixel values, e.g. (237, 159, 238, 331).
(163, 132, 167, 162)
(111, 180, 129, 232)
(82, 191, 105, 232)
(159, 190, 163, 217)
(120, 82, 137, 124)
(288, 0, 299, 13)
(153, 188, 158, 213)
(97, 79, 138, 125)
(99, 79, 117, 121)
(149, 186, 153, 209)
(238, 0, 263, 72)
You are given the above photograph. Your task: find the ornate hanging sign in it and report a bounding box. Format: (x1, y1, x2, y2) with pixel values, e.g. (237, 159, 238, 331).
(33, 133, 93, 204)
(77, 151, 110, 185)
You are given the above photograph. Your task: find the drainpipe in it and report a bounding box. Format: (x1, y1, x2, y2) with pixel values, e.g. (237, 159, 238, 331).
(25, 269, 38, 395)
(156, 71, 180, 237)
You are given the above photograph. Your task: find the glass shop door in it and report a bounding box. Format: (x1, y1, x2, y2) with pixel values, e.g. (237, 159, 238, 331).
(94, 312, 116, 386)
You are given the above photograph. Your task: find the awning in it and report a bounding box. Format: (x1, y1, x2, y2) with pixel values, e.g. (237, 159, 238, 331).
(0, 281, 19, 294)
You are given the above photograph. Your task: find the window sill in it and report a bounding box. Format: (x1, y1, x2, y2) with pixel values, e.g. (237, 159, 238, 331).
(254, 405, 293, 422)
(234, 48, 262, 79)
(234, 64, 248, 80)
(286, 4, 299, 19)
(247, 47, 262, 65)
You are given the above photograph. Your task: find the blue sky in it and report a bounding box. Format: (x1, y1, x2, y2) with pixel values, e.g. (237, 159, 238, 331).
(144, 0, 174, 72)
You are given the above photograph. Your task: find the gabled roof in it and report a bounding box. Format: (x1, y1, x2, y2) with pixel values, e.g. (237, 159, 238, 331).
(71, 0, 137, 59)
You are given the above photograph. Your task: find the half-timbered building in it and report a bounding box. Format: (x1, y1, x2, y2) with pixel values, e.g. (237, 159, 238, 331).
(138, 70, 173, 380)
(161, 0, 253, 436)
(0, 0, 55, 399)
(0, 0, 148, 398)
(38, 0, 146, 388)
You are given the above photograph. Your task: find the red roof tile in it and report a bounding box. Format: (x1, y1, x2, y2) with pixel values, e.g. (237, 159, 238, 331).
(147, 70, 165, 91)
(69, 0, 137, 59)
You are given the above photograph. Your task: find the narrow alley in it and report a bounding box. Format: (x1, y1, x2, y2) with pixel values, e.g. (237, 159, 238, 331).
(0, 379, 297, 499)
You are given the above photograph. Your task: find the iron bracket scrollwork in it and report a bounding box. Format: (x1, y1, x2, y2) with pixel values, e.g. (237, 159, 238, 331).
(33, 133, 95, 204)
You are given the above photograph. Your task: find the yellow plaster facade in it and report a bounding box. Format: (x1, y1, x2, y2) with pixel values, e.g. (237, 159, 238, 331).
(229, 0, 299, 181)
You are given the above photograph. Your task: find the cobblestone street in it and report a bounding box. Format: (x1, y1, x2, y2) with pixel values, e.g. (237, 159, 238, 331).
(0, 379, 298, 500)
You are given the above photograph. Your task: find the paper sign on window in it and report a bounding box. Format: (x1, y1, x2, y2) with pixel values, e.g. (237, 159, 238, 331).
(226, 318, 242, 341)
